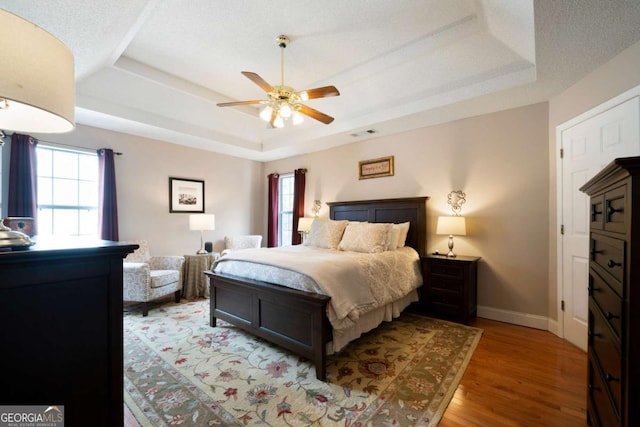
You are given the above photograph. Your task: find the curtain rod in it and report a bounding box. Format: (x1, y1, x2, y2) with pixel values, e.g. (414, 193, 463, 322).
(0, 130, 122, 155)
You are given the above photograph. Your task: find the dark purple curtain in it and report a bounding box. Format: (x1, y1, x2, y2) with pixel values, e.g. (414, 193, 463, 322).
(267, 173, 279, 247)
(291, 168, 306, 245)
(8, 133, 38, 234)
(97, 148, 119, 241)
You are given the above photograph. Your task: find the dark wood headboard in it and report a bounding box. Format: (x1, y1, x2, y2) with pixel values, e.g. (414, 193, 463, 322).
(328, 197, 428, 256)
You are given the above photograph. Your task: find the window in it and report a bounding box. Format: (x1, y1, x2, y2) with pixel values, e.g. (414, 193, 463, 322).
(278, 173, 294, 246)
(36, 145, 99, 237)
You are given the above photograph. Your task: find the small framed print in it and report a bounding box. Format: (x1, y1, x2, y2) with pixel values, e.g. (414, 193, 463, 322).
(169, 177, 205, 213)
(359, 156, 394, 179)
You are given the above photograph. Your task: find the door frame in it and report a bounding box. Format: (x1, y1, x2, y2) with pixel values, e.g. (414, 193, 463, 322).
(555, 84, 640, 339)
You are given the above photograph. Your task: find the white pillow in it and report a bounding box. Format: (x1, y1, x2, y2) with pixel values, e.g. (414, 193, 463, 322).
(395, 222, 411, 248)
(385, 225, 401, 251)
(303, 219, 348, 249)
(338, 222, 391, 253)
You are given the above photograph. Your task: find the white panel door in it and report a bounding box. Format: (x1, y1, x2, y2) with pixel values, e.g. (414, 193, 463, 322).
(560, 96, 640, 351)
(560, 95, 640, 350)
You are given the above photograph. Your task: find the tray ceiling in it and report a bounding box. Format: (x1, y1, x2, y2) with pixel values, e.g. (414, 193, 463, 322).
(2, 0, 640, 161)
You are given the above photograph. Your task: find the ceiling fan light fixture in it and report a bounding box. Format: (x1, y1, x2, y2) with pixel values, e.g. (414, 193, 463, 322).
(259, 105, 273, 122)
(292, 111, 304, 125)
(279, 103, 292, 118)
(273, 115, 284, 128)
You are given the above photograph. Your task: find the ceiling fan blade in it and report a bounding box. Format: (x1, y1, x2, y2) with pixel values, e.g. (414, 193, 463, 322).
(217, 100, 264, 107)
(242, 71, 273, 93)
(298, 104, 335, 124)
(297, 86, 340, 100)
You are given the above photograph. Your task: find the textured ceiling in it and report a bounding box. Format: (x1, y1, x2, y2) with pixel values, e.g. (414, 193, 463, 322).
(2, 0, 640, 161)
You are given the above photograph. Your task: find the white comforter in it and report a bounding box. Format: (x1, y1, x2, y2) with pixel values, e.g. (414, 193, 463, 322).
(211, 245, 422, 330)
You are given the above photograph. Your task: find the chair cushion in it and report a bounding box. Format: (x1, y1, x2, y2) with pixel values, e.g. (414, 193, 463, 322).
(150, 270, 180, 288)
(224, 235, 262, 250)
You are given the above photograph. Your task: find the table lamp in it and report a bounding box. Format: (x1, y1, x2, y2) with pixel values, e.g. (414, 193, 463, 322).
(297, 217, 314, 243)
(436, 215, 466, 257)
(189, 214, 215, 254)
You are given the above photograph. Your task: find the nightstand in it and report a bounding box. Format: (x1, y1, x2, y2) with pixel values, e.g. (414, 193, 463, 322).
(421, 254, 480, 324)
(182, 252, 219, 299)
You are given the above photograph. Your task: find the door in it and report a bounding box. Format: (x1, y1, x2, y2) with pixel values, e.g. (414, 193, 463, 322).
(559, 95, 640, 350)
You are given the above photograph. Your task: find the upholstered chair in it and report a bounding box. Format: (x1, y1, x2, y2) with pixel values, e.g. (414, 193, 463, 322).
(221, 235, 262, 257)
(122, 240, 185, 316)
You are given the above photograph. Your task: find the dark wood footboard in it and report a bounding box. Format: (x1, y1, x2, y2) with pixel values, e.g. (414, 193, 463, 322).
(204, 196, 428, 382)
(204, 271, 331, 380)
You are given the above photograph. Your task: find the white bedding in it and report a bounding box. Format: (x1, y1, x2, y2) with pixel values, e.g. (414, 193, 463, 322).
(211, 245, 423, 342)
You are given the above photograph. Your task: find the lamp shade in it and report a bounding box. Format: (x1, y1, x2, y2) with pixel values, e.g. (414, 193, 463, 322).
(436, 216, 466, 236)
(297, 217, 314, 233)
(189, 214, 215, 231)
(0, 10, 75, 133)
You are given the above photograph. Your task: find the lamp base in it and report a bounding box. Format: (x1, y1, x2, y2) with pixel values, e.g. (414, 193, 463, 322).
(196, 248, 208, 254)
(447, 235, 457, 257)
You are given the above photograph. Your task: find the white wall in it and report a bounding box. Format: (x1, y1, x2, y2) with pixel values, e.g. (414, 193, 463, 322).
(266, 103, 550, 325)
(0, 125, 264, 256)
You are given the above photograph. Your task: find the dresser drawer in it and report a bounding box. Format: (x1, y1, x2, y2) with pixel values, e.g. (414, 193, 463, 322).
(604, 185, 626, 234)
(590, 234, 625, 294)
(589, 301, 621, 415)
(589, 270, 623, 340)
(588, 357, 620, 427)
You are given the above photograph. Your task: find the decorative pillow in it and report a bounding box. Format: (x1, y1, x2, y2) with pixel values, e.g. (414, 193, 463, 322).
(385, 225, 401, 251)
(303, 219, 348, 249)
(395, 222, 411, 248)
(338, 222, 391, 253)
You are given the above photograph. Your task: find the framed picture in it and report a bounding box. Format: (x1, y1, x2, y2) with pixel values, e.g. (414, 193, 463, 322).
(358, 156, 394, 179)
(169, 177, 205, 213)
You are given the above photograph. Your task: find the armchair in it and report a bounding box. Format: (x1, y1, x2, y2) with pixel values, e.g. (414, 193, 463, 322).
(122, 240, 185, 316)
(221, 235, 262, 257)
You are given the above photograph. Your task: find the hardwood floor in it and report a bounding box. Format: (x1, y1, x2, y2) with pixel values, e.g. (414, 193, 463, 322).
(124, 317, 587, 426)
(440, 318, 587, 427)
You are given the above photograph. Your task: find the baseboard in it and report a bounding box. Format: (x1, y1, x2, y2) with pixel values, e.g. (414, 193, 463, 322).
(477, 305, 549, 330)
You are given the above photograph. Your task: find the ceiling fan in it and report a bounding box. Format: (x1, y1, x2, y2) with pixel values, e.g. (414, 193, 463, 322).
(217, 35, 340, 128)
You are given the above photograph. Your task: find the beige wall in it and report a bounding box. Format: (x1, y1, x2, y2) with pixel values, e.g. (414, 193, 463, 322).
(548, 40, 640, 322)
(266, 102, 550, 322)
(1, 125, 264, 256)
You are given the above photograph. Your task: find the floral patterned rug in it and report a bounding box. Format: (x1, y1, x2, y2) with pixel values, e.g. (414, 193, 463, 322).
(123, 300, 482, 426)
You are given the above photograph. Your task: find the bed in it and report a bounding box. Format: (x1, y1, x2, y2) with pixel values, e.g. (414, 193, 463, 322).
(204, 197, 428, 380)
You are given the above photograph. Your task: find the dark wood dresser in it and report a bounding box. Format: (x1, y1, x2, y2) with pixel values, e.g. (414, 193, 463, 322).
(421, 254, 480, 324)
(0, 239, 137, 427)
(580, 157, 640, 427)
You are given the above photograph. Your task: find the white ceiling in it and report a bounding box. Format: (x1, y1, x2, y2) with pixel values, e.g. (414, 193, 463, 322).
(2, 0, 640, 161)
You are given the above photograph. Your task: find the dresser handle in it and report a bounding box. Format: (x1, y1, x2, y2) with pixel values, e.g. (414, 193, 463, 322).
(606, 201, 624, 221)
(605, 311, 619, 320)
(588, 331, 602, 338)
(591, 205, 603, 221)
(607, 259, 622, 268)
(605, 373, 619, 383)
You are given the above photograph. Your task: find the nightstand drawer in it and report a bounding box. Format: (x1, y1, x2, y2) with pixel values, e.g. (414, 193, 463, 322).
(427, 292, 462, 315)
(428, 262, 464, 279)
(429, 278, 463, 293)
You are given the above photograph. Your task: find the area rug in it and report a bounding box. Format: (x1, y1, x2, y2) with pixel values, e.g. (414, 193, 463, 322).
(123, 300, 482, 426)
